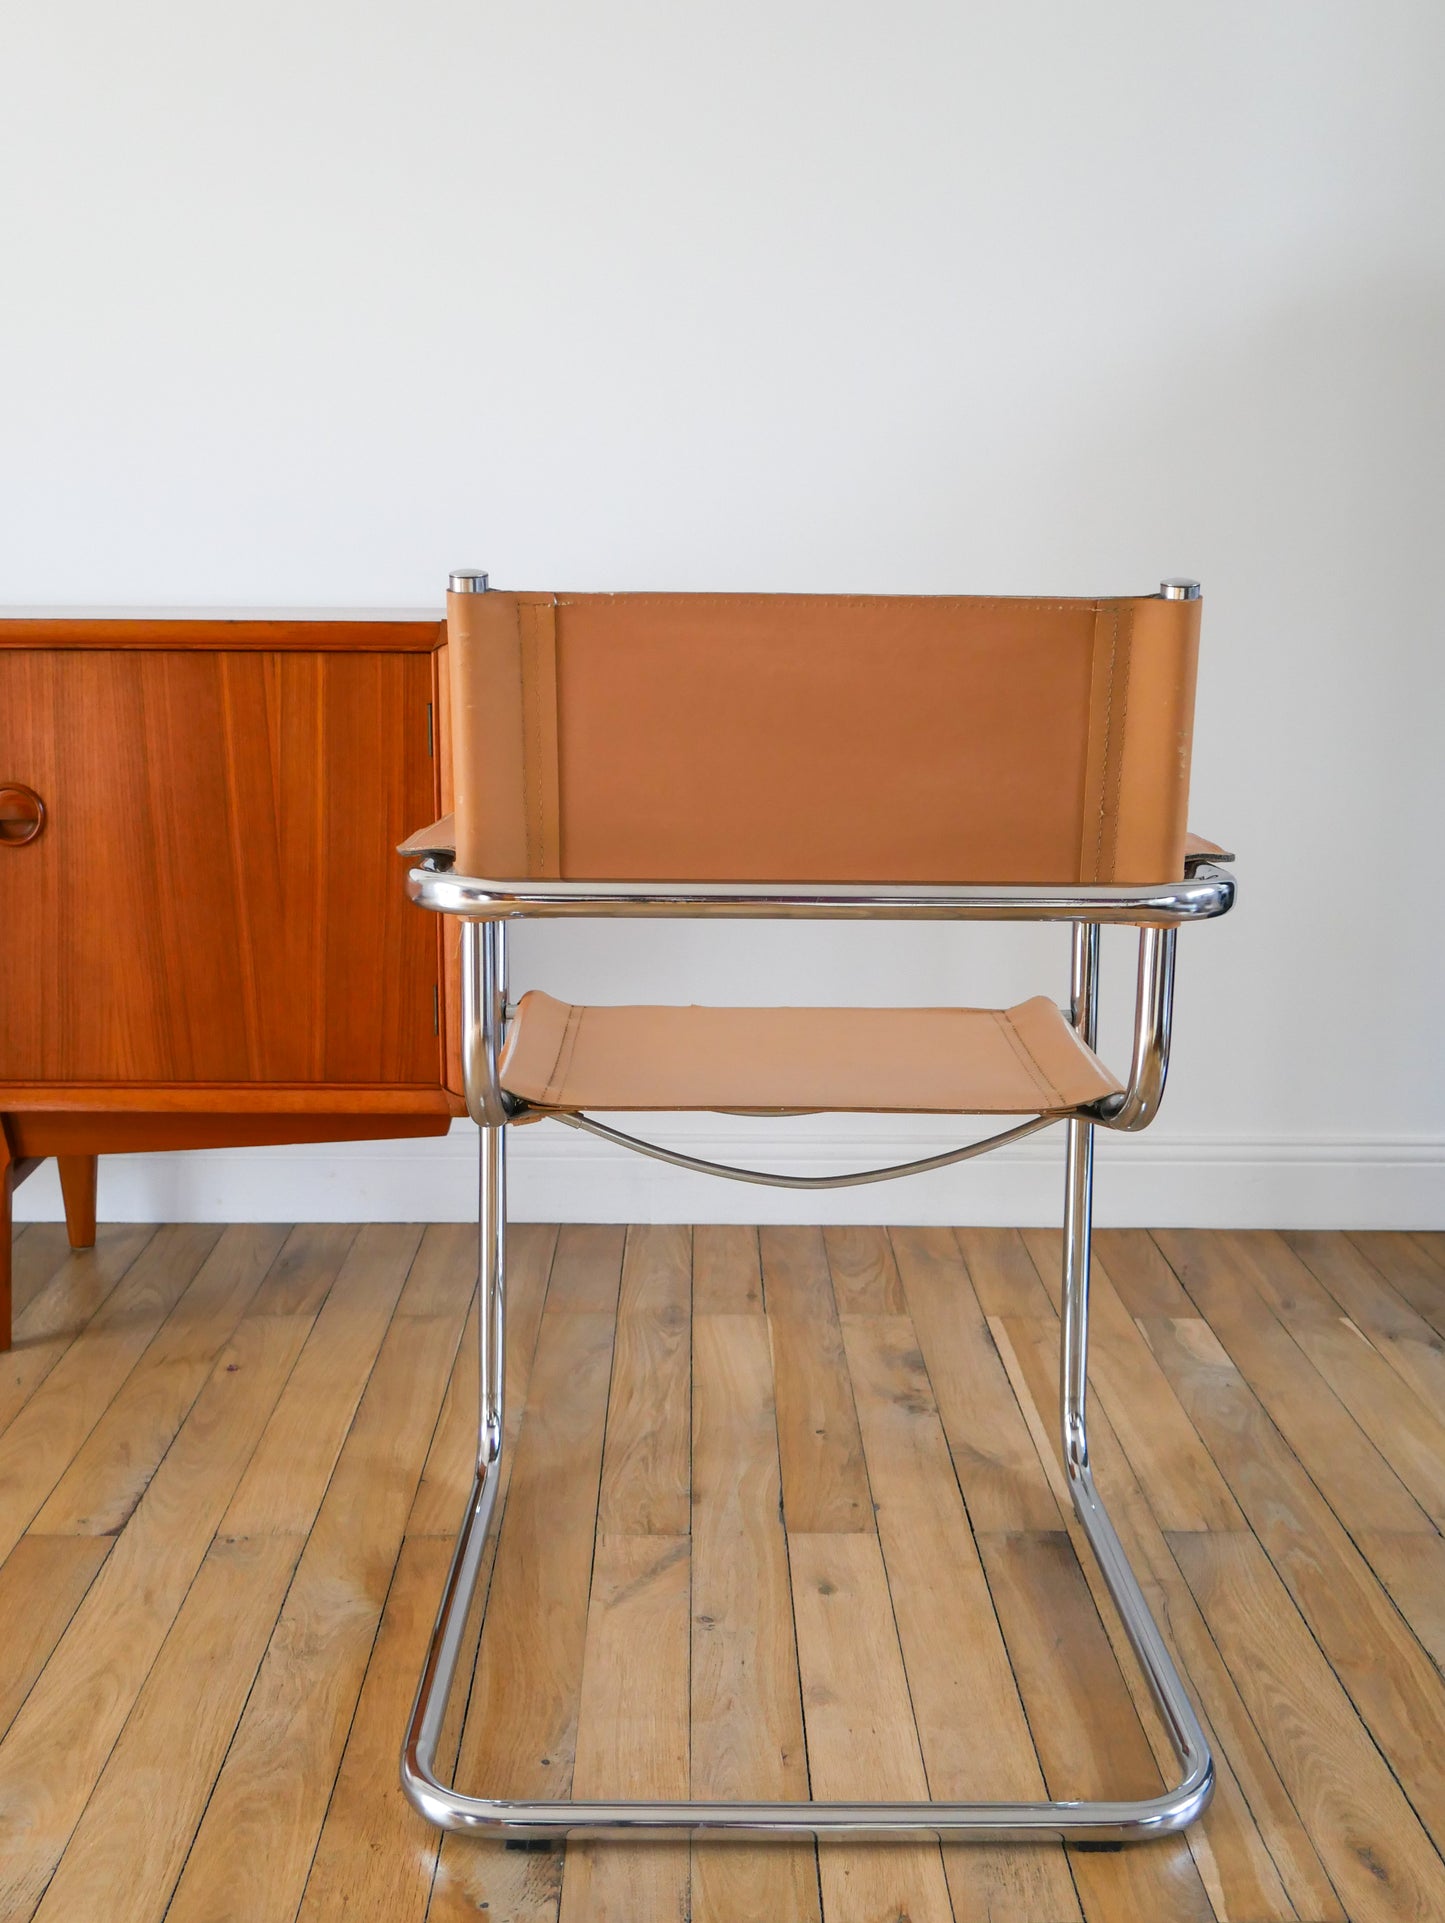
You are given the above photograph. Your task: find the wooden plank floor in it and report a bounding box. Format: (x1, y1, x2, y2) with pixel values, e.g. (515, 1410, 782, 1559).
(2, 1223, 1444, 1921)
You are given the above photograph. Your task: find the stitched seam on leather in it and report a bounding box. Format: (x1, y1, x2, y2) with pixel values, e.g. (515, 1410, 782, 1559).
(543, 602, 560, 874)
(1100, 604, 1134, 881)
(541, 1004, 585, 1106)
(509, 596, 528, 875)
(520, 603, 543, 874)
(538, 600, 561, 876)
(526, 611, 541, 874)
(991, 1010, 1060, 1107)
(1091, 604, 1119, 881)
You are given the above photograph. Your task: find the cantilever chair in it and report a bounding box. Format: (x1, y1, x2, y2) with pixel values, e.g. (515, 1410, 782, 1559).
(400, 574, 1236, 1845)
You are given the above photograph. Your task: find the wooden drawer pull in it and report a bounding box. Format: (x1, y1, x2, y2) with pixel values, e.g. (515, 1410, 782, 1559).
(0, 784, 46, 845)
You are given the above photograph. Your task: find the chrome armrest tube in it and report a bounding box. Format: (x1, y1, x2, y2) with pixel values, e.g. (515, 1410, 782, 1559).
(1093, 927, 1176, 1132)
(409, 864, 1235, 926)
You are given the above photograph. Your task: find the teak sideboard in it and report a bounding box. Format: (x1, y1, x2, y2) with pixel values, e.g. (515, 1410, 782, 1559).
(0, 616, 466, 1347)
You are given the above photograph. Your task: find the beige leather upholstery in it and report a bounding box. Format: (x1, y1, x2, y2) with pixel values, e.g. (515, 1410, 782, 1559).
(447, 590, 1201, 887)
(432, 587, 1208, 1118)
(404, 817, 1232, 872)
(1184, 831, 1233, 862)
(397, 813, 456, 859)
(497, 991, 1122, 1116)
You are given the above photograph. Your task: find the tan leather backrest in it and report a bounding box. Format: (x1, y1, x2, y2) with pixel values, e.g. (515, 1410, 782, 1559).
(447, 590, 1200, 885)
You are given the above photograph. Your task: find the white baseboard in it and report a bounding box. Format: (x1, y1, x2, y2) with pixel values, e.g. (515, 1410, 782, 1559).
(13, 1118, 1445, 1230)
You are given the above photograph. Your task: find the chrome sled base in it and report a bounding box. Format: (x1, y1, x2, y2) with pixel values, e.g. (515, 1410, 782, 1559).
(399, 1113, 1213, 1844)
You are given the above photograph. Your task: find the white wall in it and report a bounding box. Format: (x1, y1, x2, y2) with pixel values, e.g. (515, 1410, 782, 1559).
(6, 0, 1444, 1227)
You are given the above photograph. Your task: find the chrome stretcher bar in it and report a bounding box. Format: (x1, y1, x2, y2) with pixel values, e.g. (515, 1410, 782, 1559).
(399, 865, 1234, 1842)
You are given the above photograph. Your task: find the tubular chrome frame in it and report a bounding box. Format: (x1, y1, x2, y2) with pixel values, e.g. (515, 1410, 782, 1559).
(401, 865, 1232, 1842)
(407, 863, 1235, 925)
(550, 1106, 1058, 1189)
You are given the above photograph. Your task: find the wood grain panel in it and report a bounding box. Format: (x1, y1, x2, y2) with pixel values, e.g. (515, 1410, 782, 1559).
(892, 1223, 1062, 1532)
(1174, 1528, 1445, 1923)
(1142, 1306, 1445, 1846)
(598, 1224, 691, 1535)
(295, 1536, 456, 1923)
(692, 1224, 762, 1314)
(978, 1529, 1216, 1923)
(1347, 1232, 1445, 1337)
(1353, 1529, 1445, 1672)
(691, 1313, 819, 1923)
(1223, 1229, 1445, 1527)
(842, 1312, 1081, 1922)
(11, 1224, 1445, 1923)
(560, 1535, 691, 1923)
(0, 648, 438, 1085)
(30, 1533, 300, 1923)
(0, 1535, 111, 1742)
(219, 1223, 421, 1537)
(1091, 1228, 1194, 1316)
(0, 1224, 223, 1564)
(9, 1225, 72, 1319)
(822, 1224, 906, 1313)
(956, 1225, 1057, 1317)
(1019, 1226, 1244, 1533)
(1286, 1227, 1445, 1414)
(761, 1227, 871, 1534)
(33, 1223, 288, 1534)
(0, 1224, 156, 1435)
(995, 1311, 1337, 1922)
(790, 1532, 954, 1923)
(0, 1309, 314, 1919)
(0, 617, 442, 651)
(1154, 1227, 1434, 1536)
(545, 1223, 626, 1314)
(164, 1232, 474, 1923)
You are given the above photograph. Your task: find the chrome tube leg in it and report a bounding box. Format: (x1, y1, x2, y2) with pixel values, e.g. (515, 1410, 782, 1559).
(402, 1119, 510, 1826)
(1057, 1136, 1213, 1815)
(1055, 924, 1214, 1826)
(480, 918, 508, 1466)
(1061, 1111, 1094, 1478)
(1062, 921, 1100, 1475)
(479, 1121, 506, 1466)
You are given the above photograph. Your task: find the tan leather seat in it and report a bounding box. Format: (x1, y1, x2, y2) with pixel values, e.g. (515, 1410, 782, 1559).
(498, 990, 1122, 1115)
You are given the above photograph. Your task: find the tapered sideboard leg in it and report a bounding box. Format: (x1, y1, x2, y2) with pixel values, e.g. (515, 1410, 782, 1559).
(58, 1155, 98, 1249)
(0, 1122, 16, 1352)
(0, 1178, 11, 1353)
(0, 1123, 66, 1349)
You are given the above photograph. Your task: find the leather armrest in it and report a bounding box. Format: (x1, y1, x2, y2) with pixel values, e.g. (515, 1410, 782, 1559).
(1184, 831, 1235, 875)
(398, 813, 457, 861)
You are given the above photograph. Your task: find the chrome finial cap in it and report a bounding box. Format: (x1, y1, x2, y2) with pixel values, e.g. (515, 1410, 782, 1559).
(1160, 578, 1201, 601)
(449, 570, 490, 594)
